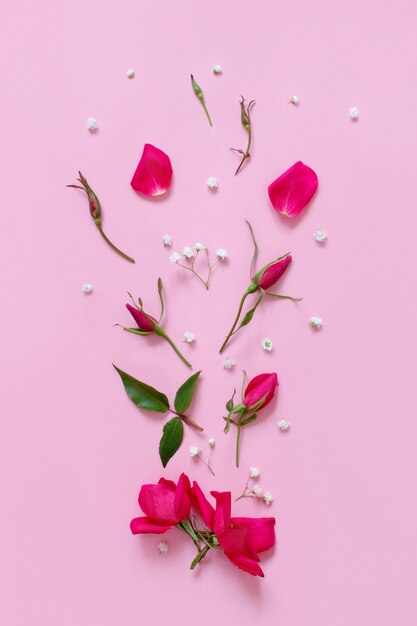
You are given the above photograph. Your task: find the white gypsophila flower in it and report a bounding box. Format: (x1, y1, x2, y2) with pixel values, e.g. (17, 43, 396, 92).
(86, 117, 98, 132)
(126, 68, 135, 78)
(158, 541, 169, 553)
(207, 176, 218, 189)
(189, 446, 200, 458)
(162, 234, 172, 247)
(82, 283, 93, 294)
(213, 65, 222, 75)
(309, 316, 323, 329)
(349, 107, 359, 120)
(223, 357, 235, 370)
(263, 491, 273, 505)
(250, 467, 260, 478)
(184, 332, 196, 343)
(313, 230, 328, 243)
(195, 242, 207, 251)
(252, 485, 263, 497)
(169, 252, 181, 263)
(208, 438, 215, 448)
(278, 418, 290, 431)
(182, 246, 194, 259)
(216, 248, 227, 260)
(262, 338, 273, 352)
(289, 95, 299, 106)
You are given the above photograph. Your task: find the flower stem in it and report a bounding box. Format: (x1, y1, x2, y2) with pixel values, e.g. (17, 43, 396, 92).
(97, 226, 135, 263)
(156, 328, 192, 368)
(236, 419, 242, 467)
(219, 289, 252, 353)
(198, 454, 215, 476)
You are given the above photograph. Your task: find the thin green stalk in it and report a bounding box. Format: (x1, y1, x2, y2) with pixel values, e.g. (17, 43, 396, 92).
(236, 419, 243, 467)
(97, 227, 135, 263)
(219, 288, 252, 353)
(156, 328, 192, 368)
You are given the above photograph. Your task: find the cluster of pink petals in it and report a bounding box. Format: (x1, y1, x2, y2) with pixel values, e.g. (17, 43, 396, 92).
(257, 255, 292, 290)
(126, 303, 157, 332)
(243, 372, 278, 411)
(131, 144, 173, 197)
(268, 161, 318, 218)
(131, 473, 275, 577)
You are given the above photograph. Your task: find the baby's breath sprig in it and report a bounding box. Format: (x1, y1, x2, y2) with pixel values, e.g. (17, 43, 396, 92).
(231, 97, 255, 175)
(236, 468, 273, 505)
(189, 443, 215, 475)
(169, 243, 227, 289)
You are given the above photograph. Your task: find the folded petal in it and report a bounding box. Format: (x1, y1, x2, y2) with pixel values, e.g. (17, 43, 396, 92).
(139, 483, 177, 524)
(243, 373, 278, 411)
(174, 473, 191, 521)
(131, 144, 173, 197)
(257, 255, 292, 290)
(191, 481, 215, 531)
(126, 304, 156, 332)
(268, 161, 318, 218)
(224, 551, 265, 577)
(130, 516, 172, 534)
(231, 517, 276, 553)
(211, 491, 232, 537)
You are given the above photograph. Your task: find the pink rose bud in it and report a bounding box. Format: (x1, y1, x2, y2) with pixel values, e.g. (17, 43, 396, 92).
(243, 373, 278, 411)
(255, 255, 292, 290)
(126, 303, 157, 332)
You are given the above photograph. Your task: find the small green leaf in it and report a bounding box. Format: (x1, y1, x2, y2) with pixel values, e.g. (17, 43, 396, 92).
(246, 393, 269, 413)
(241, 413, 257, 426)
(231, 403, 246, 415)
(226, 388, 236, 412)
(174, 371, 201, 415)
(159, 417, 184, 467)
(113, 365, 169, 413)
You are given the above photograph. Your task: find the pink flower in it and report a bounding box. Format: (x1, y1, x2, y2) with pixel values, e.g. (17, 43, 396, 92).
(243, 373, 278, 411)
(192, 484, 275, 577)
(256, 255, 292, 290)
(126, 303, 157, 333)
(268, 161, 318, 218)
(130, 473, 191, 534)
(130, 144, 173, 197)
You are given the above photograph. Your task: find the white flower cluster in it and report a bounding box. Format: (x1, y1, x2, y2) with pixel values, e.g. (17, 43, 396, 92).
(86, 117, 98, 132)
(262, 338, 273, 352)
(239, 468, 273, 505)
(223, 357, 235, 370)
(309, 316, 323, 329)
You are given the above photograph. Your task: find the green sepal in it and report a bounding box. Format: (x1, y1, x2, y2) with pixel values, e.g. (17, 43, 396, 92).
(226, 388, 236, 412)
(241, 413, 257, 426)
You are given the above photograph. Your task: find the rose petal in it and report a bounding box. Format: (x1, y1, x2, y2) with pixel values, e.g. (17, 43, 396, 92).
(126, 304, 156, 332)
(243, 373, 278, 411)
(130, 516, 172, 534)
(231, 517, 275, 553)
(268, 161, 318, 218)
(191, 481, 215, 531)
(131, 143, 173, 197)
(224, 552, 265, 577)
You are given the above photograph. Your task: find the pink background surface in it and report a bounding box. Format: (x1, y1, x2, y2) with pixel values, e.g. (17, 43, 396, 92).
(1, 0, 417, 624)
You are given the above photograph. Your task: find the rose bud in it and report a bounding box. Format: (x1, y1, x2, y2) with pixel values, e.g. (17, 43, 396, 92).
(126, 303, 157, 333)
(254, 254, 292, 290)
(243, 373, 278, 411)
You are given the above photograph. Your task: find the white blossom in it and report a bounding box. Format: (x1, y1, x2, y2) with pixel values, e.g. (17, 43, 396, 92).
(158, 541, 169, 553)
(184, 332, 196, 343)
(309, 316, 323, 329)
(216, 248, 228, 260)
(263, 491, 273, 505)
(213, 65, 222, 75)
(195, 242, 207, 251)
(169, 252, 181, 264)
(252, 485, 263, 497)
(223, 357, 235, 370)
(189, 446, 201, 458)
(262, 338, 273, 352)
(81, 283, 93, 294)
(250, 467, 260, 478)
(208, 438, 215, 448)
(289, 95, 299, 106)
(86, 117, 99, 132)
(182, 246, 194, 259)
(278, 418, 290, 431)
(313, 230, 328, 243)
(126, 68, 135, 79)
(162, 234, 172, 247)
(349, 107, 359, 120)
(207, 176, 218, 189)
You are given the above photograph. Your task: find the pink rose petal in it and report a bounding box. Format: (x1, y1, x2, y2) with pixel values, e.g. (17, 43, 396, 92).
(268, 161, 318, 218)
(131, 143, 173, 197)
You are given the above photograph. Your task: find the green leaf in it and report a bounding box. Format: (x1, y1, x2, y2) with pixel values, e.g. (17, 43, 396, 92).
(241, 413, 257, 426)
(174, 370, 201, 415)
(231, 403, 246, 415)
(226, 388, 236, 412)
(113, 365, 169, 413)
(159, 417, 184, 467)
(246, 393, 269, 413)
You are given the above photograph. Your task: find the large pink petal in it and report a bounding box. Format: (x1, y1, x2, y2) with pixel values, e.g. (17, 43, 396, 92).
(130, 516, 172, 534)
(231, 517, 276, 553)
(130, 144, 173, 197)
(211, 491, 231, 537)
(243, 373, 278, 410)
(268, 161, 318, 218)
(224, 552, 264, 577)
(138, 483, 178, 524)
(174, 473, 191, 521)
(191, 481, 215, 531)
